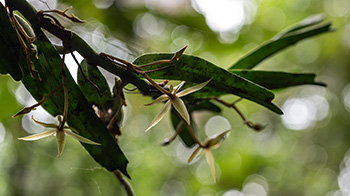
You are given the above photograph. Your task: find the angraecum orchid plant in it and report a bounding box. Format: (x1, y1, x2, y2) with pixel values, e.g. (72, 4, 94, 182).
(0, 0, 332, 195)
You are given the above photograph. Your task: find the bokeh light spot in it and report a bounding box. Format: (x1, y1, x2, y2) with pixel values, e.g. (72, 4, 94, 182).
(92, 0, 114, 9)
(342, 83, 350, 113)
(0, 123, 6, 145)
(324, 0, 350, 17)
(281, 94, 329, 131)
(282, 98, 314, 130)
(204, 115, 231, 136)
(294, 40, 320, 64)
(260, 7, 286, 32)
(195, 160, 221, 185)
(160, 179, 187, 196)
(222, 189, 244, 196)
(191, 0, 257, 42)
(242, 182, 267, 196)
(134, 13, 166, 39)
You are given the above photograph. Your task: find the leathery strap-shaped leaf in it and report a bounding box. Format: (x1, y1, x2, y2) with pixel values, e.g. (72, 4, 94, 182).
(0, 3, 23, 81)
(9, 30, 130, 177)
(38, 36, 129, 176)
(133, 54, 283, 114)
(4, 0, 130, 177)
(230, 70, 326, 89)
(229, 19, 332, 70)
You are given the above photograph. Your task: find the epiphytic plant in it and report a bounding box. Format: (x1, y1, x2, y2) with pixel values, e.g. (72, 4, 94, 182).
(0, 0, 332, 195)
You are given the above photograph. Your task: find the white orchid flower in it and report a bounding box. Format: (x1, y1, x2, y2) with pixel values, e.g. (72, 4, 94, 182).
(187, 130, 230, 182)
(18, 116, 101, 157)
(145, 79, 211, 132)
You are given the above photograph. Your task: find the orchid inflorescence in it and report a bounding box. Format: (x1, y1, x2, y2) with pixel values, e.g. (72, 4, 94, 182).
(18, 116, 100, 157)
(144, 79, 211, 132)
(9, 5, 255, 183)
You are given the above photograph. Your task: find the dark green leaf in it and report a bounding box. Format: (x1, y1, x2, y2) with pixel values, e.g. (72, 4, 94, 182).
(133, 54, 283, 114)
(0, 3, 23, 80)
(275, 14, 326, 39)
(192, 100, 221, 113)
(77, 60, 112, 106)
(170, 108, 196, 147)
(229, 22, 332, 70)
(19, 30, 130, 176)
(231, 70, 326, 89)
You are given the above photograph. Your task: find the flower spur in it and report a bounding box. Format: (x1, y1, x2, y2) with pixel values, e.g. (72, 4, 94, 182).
(18, 116, 101, 157)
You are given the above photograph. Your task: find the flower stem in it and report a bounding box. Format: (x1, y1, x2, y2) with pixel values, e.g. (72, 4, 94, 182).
(142, 73, 174, 98)
(59, 53, 69, 130)
(213, 98, 247, 122)
(113, 170, 135, 196)
(173, 109, 204, 147)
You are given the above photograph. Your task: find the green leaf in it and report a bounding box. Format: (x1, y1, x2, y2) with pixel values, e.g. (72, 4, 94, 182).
(77, 59, 112, 106)
(274, 15, 326, 38)
(229, 20, 332, 70)
(192, 100, 221, 113)
(231, 70, 326, 89)
(16, 29, 130, 176)
(170, 108, 196, 147)
(0, 3, 23, 81)
(133, 54, 283, 114)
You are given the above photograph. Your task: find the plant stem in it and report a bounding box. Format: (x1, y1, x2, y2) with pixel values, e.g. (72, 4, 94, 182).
(113, 170, 135, 196)
(173, 109, 204, 147)
(59, 53, 68, 130)
(142, 73, 174, 98)
(213, 98, 247, 122)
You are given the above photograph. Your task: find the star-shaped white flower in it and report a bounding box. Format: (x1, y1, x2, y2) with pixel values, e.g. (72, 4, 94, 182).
(18, 116, 101, 157)
(187, 130, 230, 182)
(145, 79, 211, 132)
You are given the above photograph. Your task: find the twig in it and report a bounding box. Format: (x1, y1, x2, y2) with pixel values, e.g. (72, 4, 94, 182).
(162, 120, 184, 146)
(59, 53, 68, 130)
(113, 170, 135, 196)
(213, 98, 266, 131)
(213, 98, 246, 121)
(173, 109, 204, 148)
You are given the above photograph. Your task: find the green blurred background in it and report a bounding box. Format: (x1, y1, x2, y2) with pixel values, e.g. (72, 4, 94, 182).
(0, 0, 350, 195)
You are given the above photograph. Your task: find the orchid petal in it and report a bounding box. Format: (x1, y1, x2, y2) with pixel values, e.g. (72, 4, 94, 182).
(205, 150, 217, 182)
(173, 81, 186, 93)
(206, 130, 230, 149)
(65, 130, 101, 145)
(56, 130, 66, 158)
(144, 94, 169, 106)
(176, 79, 211, 97)
(32, 116, 58, 128)
(172, 97, 190, 125)
(145, 100, 172, 132)
(187, 145, 202, 163)
(18, 130, 56, 141)
(64, 126, 79, 133)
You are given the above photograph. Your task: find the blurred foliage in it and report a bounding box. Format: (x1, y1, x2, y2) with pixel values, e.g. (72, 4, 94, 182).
(0, 0, 350, 196)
